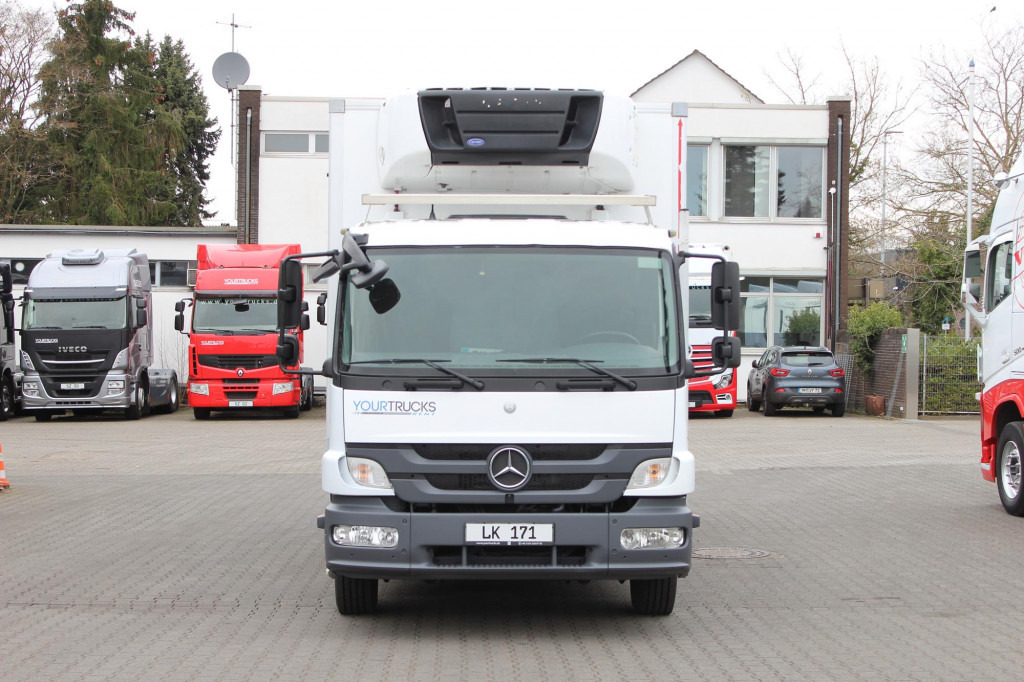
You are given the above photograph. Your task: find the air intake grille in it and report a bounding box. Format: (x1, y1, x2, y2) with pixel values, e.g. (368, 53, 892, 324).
(197, 354, 278, 370)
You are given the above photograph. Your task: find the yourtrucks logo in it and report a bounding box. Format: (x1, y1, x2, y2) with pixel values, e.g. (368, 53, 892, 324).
(223, 278, 260, 285)
(352, 400, 437, 416)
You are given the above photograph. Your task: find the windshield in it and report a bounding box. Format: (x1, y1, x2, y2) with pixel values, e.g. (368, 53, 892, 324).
(341, 247, 680, 372)
(23, 297, 126, 330)
(688, 284, 712, 327)
(193, 297, 277, 333)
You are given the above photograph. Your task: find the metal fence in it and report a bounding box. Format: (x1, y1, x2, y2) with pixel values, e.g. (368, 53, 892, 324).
(919, 334, 981, 415)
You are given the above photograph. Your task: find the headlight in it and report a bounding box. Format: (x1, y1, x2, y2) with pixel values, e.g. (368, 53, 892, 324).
(626, 458, 673, 490)
(22, 381, 40, 397)
(272, 381, 295, 395)
(107, 379, 125, 396)
(189, 383, 209, 396)
(712, 369, 733, 389)
(620, 527, 686, 550)
(346, 457, 392, 489)
(332, 525, 399, 548)
(20, 350, 34, 371)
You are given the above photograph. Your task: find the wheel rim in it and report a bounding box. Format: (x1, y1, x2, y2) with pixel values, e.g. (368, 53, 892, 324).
(1001, 439, 1022, 500)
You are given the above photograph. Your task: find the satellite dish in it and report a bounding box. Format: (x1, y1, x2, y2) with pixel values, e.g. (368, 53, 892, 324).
(212, 52, 250, 90)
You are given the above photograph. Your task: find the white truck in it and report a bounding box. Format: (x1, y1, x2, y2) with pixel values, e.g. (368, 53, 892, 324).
(963, 156, 1024, 515)
(276, 88, 740, 615)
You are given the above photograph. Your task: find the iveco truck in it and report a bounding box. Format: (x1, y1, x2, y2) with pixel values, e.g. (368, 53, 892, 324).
(175, 243, 312, 420)
(1, 263, 21, 420)
(276, 88, 740, 615)
(19, 249, 179, 421)
(963, 155, 1024, 515)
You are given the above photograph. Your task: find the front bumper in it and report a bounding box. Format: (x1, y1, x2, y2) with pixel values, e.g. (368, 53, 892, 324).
(688, 384, 736, 413)
(20, 372, 132, 411)
(187, 379, 300, 408)
(323, 496, 695, 581)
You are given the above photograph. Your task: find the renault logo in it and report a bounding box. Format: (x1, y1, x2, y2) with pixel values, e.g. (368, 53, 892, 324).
(236, 368, 245, 378)
(487, 446, 532, 491)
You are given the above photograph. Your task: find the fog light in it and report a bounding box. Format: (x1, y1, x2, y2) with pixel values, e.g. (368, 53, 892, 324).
(620, 527, 686, 550)
(22, 381, 39, 398)
(332, 525, 399, 548)
(626, 458, 672, 490)
(190, 383, 209, 396)
(272, 381, 295, 395)
(346, 457, 392, 489)
(107, 379, 125, 395)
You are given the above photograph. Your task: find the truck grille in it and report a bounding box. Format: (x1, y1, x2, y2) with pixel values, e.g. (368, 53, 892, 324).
(425, 473, 595, 491)
(413, 444, 605, 461)
(197, 354, 278, 370)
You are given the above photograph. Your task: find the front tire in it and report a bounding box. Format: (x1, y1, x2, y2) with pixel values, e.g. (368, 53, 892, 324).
(630, 576, 677, 615)
(0, 374, 14, 420)
(193, 407, 211, 421)
(715, 409, 734, 418)
(997, 422, 1024, 516)
(34, 412, 52, 422)
(335, 576, 379, 615)
(283, 404, 300, 419)
(126, 384, 147, 420)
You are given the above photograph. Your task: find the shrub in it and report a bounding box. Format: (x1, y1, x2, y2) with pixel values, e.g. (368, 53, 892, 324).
(847, 302, 903, 376)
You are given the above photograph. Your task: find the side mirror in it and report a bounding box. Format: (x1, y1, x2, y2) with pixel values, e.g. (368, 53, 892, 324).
(277, 334, 300, 367)
(0, 263, 11, 295)
(711, 261, 741, 331)
(136, 308, 148, 327)
(300, 315, 310, 331)
(174, 300, 185, 313)
(135, 297, 146, 309)
(277, 258, 304, 329)
(963, 247, 982, 307)
(712, 336, 741, 369)
(312, 257, 341, 283)
(174, 312, 184, 332)
(316, 292, 328, 326)
(351, 259, 389, 289)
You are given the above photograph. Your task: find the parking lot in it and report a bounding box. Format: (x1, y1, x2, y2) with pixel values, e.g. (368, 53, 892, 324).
(0, 406, 1015, 681)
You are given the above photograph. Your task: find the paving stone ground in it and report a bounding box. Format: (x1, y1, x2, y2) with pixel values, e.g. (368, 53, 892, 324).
(0, 406, 1012, 681)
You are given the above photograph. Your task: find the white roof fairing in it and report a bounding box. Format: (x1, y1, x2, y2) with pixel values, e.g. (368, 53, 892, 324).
(353, 219, 676, 251)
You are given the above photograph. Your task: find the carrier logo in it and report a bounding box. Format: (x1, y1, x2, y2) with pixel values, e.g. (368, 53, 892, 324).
(466, 137, 485, 147)
(224, 278, 259, 285)
(351, 400, 436, 416)
(487, 446, 532, 491)
(58, 345, 87, 353)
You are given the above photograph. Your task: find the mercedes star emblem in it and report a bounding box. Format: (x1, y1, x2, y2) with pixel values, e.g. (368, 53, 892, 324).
(486, 446, 532, 491)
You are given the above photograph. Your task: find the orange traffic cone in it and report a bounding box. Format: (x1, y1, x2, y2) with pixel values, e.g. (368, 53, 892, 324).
(0, 443, 10, 490)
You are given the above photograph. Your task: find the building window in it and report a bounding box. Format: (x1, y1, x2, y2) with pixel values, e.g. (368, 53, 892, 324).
(724, 145, 770, 217)
(687, 146, 708, 217)
(724, 145, 824, 220)
(777, 147, 823, 218)
(263, 132, 329, 155)
(148, 260, 196, 287)
(740, 276, 824, 348)
(2, 258, 41, 286)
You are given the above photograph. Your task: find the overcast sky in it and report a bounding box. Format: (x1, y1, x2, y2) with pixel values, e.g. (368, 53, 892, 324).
(21, 0, 1024, 224)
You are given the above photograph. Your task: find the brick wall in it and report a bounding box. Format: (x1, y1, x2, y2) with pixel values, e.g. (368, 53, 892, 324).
(842, 328, 910, 416)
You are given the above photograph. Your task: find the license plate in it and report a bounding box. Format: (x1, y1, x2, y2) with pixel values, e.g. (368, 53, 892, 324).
(228, 400, 254, 407)
(798, 387, 822, 394)
(465, 523, 554, 546)
(61, 383, 85, 390)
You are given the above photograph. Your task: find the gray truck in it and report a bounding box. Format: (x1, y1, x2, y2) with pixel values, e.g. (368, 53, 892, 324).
(1, 263, 21, 419)
(19, 249, 179, 420)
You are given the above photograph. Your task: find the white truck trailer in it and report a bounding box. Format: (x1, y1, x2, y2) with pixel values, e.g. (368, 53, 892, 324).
(276, 88, 740, 615)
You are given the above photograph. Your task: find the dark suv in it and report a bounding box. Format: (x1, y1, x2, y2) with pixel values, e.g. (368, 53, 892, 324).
(746, 346, 846, 417)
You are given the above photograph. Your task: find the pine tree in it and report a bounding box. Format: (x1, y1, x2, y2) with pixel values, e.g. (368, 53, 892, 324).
(33, 0, 188, 225)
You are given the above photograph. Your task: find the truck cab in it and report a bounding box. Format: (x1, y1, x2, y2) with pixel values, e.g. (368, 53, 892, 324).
(686, 244, 737, 417)
(962, 156, 1024, 514)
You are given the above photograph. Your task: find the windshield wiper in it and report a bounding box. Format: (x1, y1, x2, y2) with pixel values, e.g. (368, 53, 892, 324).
(195, 328, 241, 335)
(347, 358, 485, 390)
(497, 358, 637, 391)
(233, 328, 277, 335)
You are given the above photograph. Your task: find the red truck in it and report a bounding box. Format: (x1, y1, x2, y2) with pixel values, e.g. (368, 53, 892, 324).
(175, 244, 313, 419)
